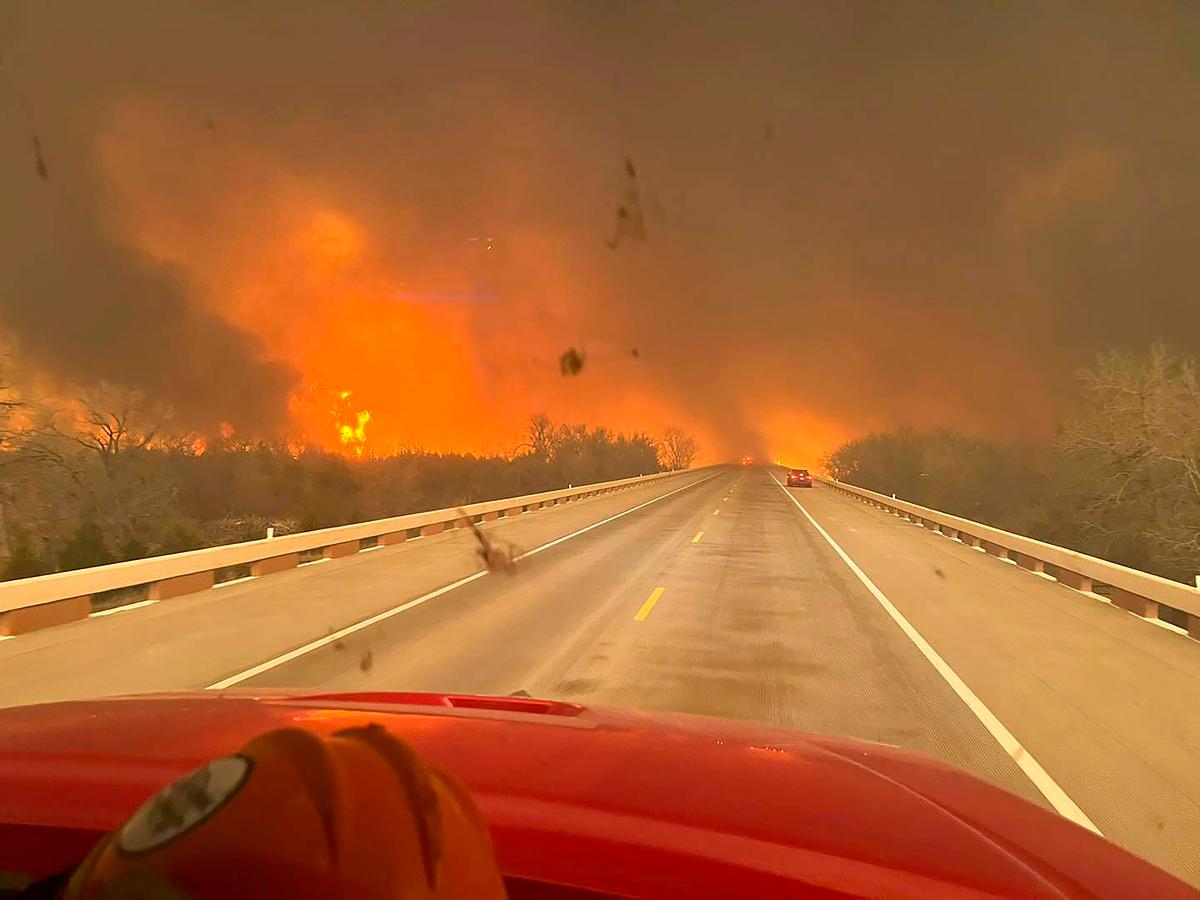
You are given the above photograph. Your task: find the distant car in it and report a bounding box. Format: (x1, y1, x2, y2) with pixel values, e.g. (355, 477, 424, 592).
(786, 468, 812, 487)
(741, 455, 754, 466)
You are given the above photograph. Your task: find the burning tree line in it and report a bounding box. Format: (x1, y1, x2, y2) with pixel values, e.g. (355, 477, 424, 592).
(823, 345, 1200, 585)
(0, 390, 697, 581)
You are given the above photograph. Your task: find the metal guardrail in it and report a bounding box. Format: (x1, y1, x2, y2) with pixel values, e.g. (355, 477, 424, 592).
(0, 469, 698, 636)
(816, 476, 1200, 638)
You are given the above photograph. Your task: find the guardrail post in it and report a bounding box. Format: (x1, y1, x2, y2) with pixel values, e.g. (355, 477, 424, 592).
(322, 540, 359, 559)
(150, 571, 215, 600)
(1015, 553, 1045, 574)
(251, 553, 299, 576)
(0, 596, 91, 636)
(1189, 614, 1200, 640)
(1056, 570, 1093, 592)
(1108, 587, 1159, 620)
(379, 531, 407, 546)
(983, 541, 1010, 561)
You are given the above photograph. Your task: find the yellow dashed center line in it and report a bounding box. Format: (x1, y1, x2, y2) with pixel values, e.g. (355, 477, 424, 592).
(712, 509, 720, 516)
(634, 587, 666, 621)
(692, 530, 704, 543)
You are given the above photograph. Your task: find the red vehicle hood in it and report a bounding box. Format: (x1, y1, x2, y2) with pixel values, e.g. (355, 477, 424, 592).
(0, 691, 1190, 899)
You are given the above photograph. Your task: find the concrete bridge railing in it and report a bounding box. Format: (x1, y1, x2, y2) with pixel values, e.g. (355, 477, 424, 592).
(0, 469, 697, 637)
(817, 476, 1200, 639)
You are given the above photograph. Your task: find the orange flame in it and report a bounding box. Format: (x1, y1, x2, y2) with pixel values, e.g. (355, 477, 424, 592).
(338, 408, 371, 457)
(95, 109, 731, 460)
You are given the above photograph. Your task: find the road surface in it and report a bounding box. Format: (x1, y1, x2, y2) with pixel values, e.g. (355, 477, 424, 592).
(0, 466, 1196, 884)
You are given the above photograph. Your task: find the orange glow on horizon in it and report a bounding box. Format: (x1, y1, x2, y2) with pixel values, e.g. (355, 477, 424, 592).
(758, 408, 859, 474)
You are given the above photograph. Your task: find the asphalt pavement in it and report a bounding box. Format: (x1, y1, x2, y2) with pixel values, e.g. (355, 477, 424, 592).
(1, 465, 1196, 885)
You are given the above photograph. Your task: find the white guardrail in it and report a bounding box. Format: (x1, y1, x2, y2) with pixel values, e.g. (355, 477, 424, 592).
(0, 469, 699, 637)
(814, 475, 1200, 639)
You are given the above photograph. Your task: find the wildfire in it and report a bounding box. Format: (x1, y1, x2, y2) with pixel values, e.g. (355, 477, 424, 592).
(339, 410, 371, 455)
(336, 390, 371, 457)
(93, 115, 727, 459)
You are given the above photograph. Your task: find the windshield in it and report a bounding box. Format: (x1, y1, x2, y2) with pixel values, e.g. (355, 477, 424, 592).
(1, 2, 1198, 893)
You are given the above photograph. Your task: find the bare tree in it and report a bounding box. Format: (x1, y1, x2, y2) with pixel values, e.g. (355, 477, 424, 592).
(659, 427, 698, 471)
(519, 413, 557, 460)
(0, 368, 28, 566)
(1056, 345, 1200, 579)
(17, 385, 180, 557)
(67, 385, 172, 472)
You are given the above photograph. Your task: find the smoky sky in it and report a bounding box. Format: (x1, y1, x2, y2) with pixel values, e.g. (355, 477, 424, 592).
(0, 3, 299, 431)
(2, 2, 1199, 452)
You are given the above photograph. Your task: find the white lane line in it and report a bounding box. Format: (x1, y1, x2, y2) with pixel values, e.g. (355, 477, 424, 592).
(510, 473, 720, 563)
(214, 575, 260, 589)
(769, 472, 1100, 835)
(1149, 618, 1187, 636)
(207, 471, 723, 690)
(90, 599, 159, 618)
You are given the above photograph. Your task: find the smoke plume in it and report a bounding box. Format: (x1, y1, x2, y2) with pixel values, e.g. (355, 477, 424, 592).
(2, 2, 1198, 460)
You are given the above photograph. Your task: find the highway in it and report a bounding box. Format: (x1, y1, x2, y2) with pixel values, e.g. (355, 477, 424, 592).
(0, 466, 1196, 885)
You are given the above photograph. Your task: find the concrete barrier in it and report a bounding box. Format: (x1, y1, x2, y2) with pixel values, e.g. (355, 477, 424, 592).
(1, 596, 91, 635)
(322, 540, 359, 560)
(814, 475, 1200, 639)
(250, 553, 300, 577)
(149, 571, 215, 601)
(0, 468, 700, 636)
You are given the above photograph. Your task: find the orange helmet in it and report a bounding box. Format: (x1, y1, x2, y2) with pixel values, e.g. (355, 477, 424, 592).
(60, 724, 507, 899)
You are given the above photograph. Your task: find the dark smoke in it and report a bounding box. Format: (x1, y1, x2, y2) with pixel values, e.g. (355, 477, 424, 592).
(7, 216, 296, 429)
(0, 3, 296, 432)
